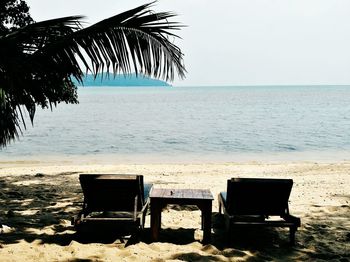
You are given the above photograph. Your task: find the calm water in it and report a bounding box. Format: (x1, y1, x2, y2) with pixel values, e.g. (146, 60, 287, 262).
(2, 86, 350, 162)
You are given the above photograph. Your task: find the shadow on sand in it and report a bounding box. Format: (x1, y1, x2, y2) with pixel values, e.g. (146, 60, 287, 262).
(0, 172, 82, 246)
(0, 173, 349, 261)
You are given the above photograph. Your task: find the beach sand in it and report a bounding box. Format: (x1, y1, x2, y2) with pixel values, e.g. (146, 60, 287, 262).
(0, 161, 349, 261)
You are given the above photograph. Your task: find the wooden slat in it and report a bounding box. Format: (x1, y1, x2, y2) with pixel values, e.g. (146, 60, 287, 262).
(81, 174, 139, 180)
(231, 221, 296, 227)
(150, 188, 213, 200)
(82, 217, 138, 221)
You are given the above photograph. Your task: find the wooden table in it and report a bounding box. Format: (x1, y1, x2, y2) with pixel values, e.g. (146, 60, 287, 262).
(150, 188, 214, 244)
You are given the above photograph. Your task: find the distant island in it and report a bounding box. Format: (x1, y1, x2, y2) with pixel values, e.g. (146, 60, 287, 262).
(74, 73, 170, 87)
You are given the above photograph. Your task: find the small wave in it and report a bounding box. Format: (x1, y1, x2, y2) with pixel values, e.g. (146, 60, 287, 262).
(91, 149, 101, 153)
(277, 144, 297, 151)
(163, 139, 186, 145)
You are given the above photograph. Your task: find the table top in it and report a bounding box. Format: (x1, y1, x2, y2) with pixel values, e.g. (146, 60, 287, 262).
(150, 188, 214, 200)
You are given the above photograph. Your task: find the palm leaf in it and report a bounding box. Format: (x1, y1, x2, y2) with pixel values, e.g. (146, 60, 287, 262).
(36, 2, 186, 81)
(0, 2, 186, 147)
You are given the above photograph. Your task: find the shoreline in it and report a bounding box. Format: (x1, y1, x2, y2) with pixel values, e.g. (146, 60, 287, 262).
(1, 150, 350, 166)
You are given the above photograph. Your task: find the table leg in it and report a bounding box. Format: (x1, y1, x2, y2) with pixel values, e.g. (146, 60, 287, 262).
(151, 201, 162, 241)
(200, 201, 212, 244)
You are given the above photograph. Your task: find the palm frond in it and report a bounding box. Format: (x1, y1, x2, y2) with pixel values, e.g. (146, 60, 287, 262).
(36, 2, 186, 82)
(0, 2, 186, 147)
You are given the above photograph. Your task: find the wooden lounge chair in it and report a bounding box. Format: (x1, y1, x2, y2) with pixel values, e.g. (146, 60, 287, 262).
(72, 174, 152, 235)
(218, 178, 301, 245)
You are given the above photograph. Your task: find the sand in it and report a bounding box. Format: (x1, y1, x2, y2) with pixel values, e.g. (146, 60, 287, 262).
(0, 160, 349, 261)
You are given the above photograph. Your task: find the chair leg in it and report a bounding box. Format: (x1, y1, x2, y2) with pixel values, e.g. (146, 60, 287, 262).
(289, 226, 297, 245)
(126, 229, 140, 247)
(201, 214, 204, 230)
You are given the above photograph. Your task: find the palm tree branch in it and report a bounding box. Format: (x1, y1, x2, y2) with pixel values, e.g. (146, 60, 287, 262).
(0, 2, 186, 147)
(31, 4, 186, 81)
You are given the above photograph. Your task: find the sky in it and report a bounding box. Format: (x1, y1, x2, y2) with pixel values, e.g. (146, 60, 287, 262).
(26, 0, 350, 86)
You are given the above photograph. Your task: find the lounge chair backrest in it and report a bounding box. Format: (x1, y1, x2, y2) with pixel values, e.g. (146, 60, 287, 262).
(79, 174, 145, 212)
(226, 178, 293, 216)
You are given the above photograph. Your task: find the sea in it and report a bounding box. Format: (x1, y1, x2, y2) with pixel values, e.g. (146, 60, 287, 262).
(1, 85, 350, 163)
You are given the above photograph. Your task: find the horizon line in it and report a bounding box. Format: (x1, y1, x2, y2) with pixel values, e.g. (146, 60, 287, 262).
(172, 84, 350, 87)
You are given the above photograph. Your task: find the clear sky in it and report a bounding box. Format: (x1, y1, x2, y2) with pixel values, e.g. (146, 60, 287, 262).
(26, 0, 350, 86)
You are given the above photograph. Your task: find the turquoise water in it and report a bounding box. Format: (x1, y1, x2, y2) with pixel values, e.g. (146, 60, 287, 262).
(2, 86, 350, 162)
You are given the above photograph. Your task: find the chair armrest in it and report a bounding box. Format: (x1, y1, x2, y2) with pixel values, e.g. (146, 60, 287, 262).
(218, 192, 230, 216)
(140, 197, 150, 215)
(144, 183, 153, 203)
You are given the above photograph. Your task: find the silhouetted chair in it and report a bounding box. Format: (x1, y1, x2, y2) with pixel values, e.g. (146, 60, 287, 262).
(72, 174, 152, 235)
(218, 178, 301, 245)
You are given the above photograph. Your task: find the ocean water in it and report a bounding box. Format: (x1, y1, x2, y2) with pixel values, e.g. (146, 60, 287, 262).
(2, 86, 350, 162)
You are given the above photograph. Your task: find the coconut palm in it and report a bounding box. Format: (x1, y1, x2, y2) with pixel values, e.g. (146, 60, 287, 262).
(0, 2, 186, 147)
